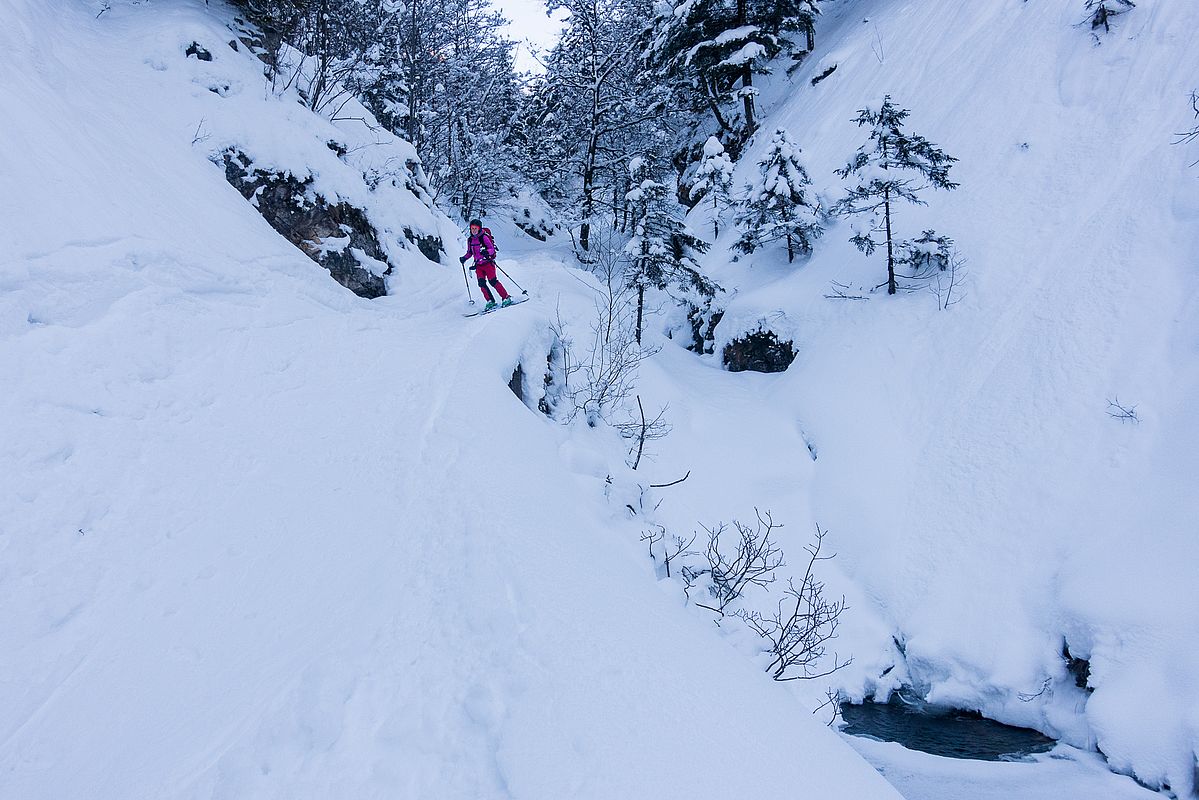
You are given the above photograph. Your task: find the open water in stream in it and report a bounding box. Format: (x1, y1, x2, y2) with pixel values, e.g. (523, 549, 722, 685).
(840, 696, 1057, 761)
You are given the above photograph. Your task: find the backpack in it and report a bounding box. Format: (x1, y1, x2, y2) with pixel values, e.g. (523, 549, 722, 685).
(476, 227, 498, 259)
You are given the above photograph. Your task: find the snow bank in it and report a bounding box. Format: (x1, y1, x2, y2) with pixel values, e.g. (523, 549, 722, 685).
(662, 0, 1199, 793)
(0, 1, 899, 798)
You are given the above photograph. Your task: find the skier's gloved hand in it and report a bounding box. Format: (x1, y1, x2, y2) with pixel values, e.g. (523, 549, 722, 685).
(459, 256, 467, 265)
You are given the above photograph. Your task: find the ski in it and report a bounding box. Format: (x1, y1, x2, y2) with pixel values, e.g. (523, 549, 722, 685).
(463, 296, 530, 318)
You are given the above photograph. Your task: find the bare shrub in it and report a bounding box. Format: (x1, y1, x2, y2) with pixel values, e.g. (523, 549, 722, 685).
(735, 526, 850, 681)
(549, 229, 669, 467)
(682, 510, 785, 619)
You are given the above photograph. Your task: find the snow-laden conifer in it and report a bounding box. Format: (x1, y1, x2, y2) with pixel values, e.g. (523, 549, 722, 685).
(833, 96, 958, 295)
(642, 0, 824, 143)
(625, 158, 717, 342)
(733, 128, 823, 263)
(692, 136, 736, 237)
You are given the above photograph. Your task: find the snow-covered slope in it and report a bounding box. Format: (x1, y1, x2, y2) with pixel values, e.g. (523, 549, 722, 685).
(662, 0, 1199, 793)
(0, 1, 902, 798)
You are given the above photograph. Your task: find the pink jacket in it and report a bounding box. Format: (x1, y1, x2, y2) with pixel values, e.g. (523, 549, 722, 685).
(463, 230, 497, 264)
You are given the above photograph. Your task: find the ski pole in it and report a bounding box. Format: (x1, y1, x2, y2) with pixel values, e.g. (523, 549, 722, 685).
(460, 259, 475, 305)
(495, 264, 528, 296)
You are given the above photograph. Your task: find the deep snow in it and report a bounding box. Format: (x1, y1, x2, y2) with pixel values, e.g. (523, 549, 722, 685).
(0, 1, 901, 798)
(4, 0, 1199, 797)
(663, 0, 1199, 794)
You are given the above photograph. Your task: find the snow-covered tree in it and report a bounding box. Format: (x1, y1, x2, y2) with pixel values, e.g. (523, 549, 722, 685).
(229, 0, 404, 112)
(692, 136, 736, 238)
(733, 128, 823, 263)
(759, 0, 822, 54)
(519, 0, 666, 254)
(895, 230, 954, 277)
(642, 0, 824, 143)
(833, 96, 958, 295)
(233, 0, 519, 221)
(1085, 0, 1135, 34)
(625, 158, 716, 342)
(385, 0, 519, 219)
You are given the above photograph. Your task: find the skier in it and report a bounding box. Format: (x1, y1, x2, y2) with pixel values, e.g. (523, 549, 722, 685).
(459, 219, 512, 311)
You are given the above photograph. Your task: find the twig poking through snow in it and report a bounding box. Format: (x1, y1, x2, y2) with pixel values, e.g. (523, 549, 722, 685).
(649, 470, 690, 489)
(824, 281, 868, 300)
(1106, 397, 1140, 423)
(191, 118, 211, 146)
(1174, 90, 1199, 167)
(814, 689, 844, 726)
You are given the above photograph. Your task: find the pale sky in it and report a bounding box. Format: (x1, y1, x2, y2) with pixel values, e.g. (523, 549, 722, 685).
(496, 0, 567, 73)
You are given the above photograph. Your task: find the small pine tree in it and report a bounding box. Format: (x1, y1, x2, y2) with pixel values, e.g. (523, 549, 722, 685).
(692, 137, 736, 238)
(625, 158, 716, 344)
(833, 96, 958, 295)
(1085, 0, 1135, 33)
(734, 128, 823, 263)
(896, 230, 954, 277)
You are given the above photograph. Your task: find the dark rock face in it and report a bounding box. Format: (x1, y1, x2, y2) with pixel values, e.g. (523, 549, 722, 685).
(220, 149, 389, 298)
(1063, 642, 1093, 692)
(538, 339, 567, 418)
(515, 208, 554, 242)
(722, 329, 796, 373)
(403, 229, 443, 264)
(508, 364, 525, 402)
(515, 220, 547, 241)
(687, 305, 724, 355)
(811, 63, 837, 85)
(186, 42, 213, 61)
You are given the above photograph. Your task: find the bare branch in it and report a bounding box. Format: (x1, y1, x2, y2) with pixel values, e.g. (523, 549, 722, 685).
(686, 510, 785, 618)
(190, 118, 211, 146)
(734, 525, 852, 682)
(1106, 397, 1140, 423)
(650, 470, 691, 489)
(824, 281, 869, 301)
(813, 689, 844, 727)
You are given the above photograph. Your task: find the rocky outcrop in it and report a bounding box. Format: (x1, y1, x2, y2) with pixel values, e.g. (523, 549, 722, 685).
(220, 149, 390, 298)
(722, 329, 796, 373)
(185, 42, 213, 61)
(508, 363, 525, 403)
(404, 228, 443, 263)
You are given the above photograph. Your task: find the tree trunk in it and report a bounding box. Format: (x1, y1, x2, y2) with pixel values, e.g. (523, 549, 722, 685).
(882, 134, 895, 294)
(635, 282, 645, 345)
(406, 0, 421, 146)
(786, 233, 794, 263)
(884, 192, 896, 295)
(737, 0, 756, 134)
(579, 27, 602, 254)
(580, 133, 596, 251)
(741, 68, 756, 133)
(702, 78, 735, 135)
